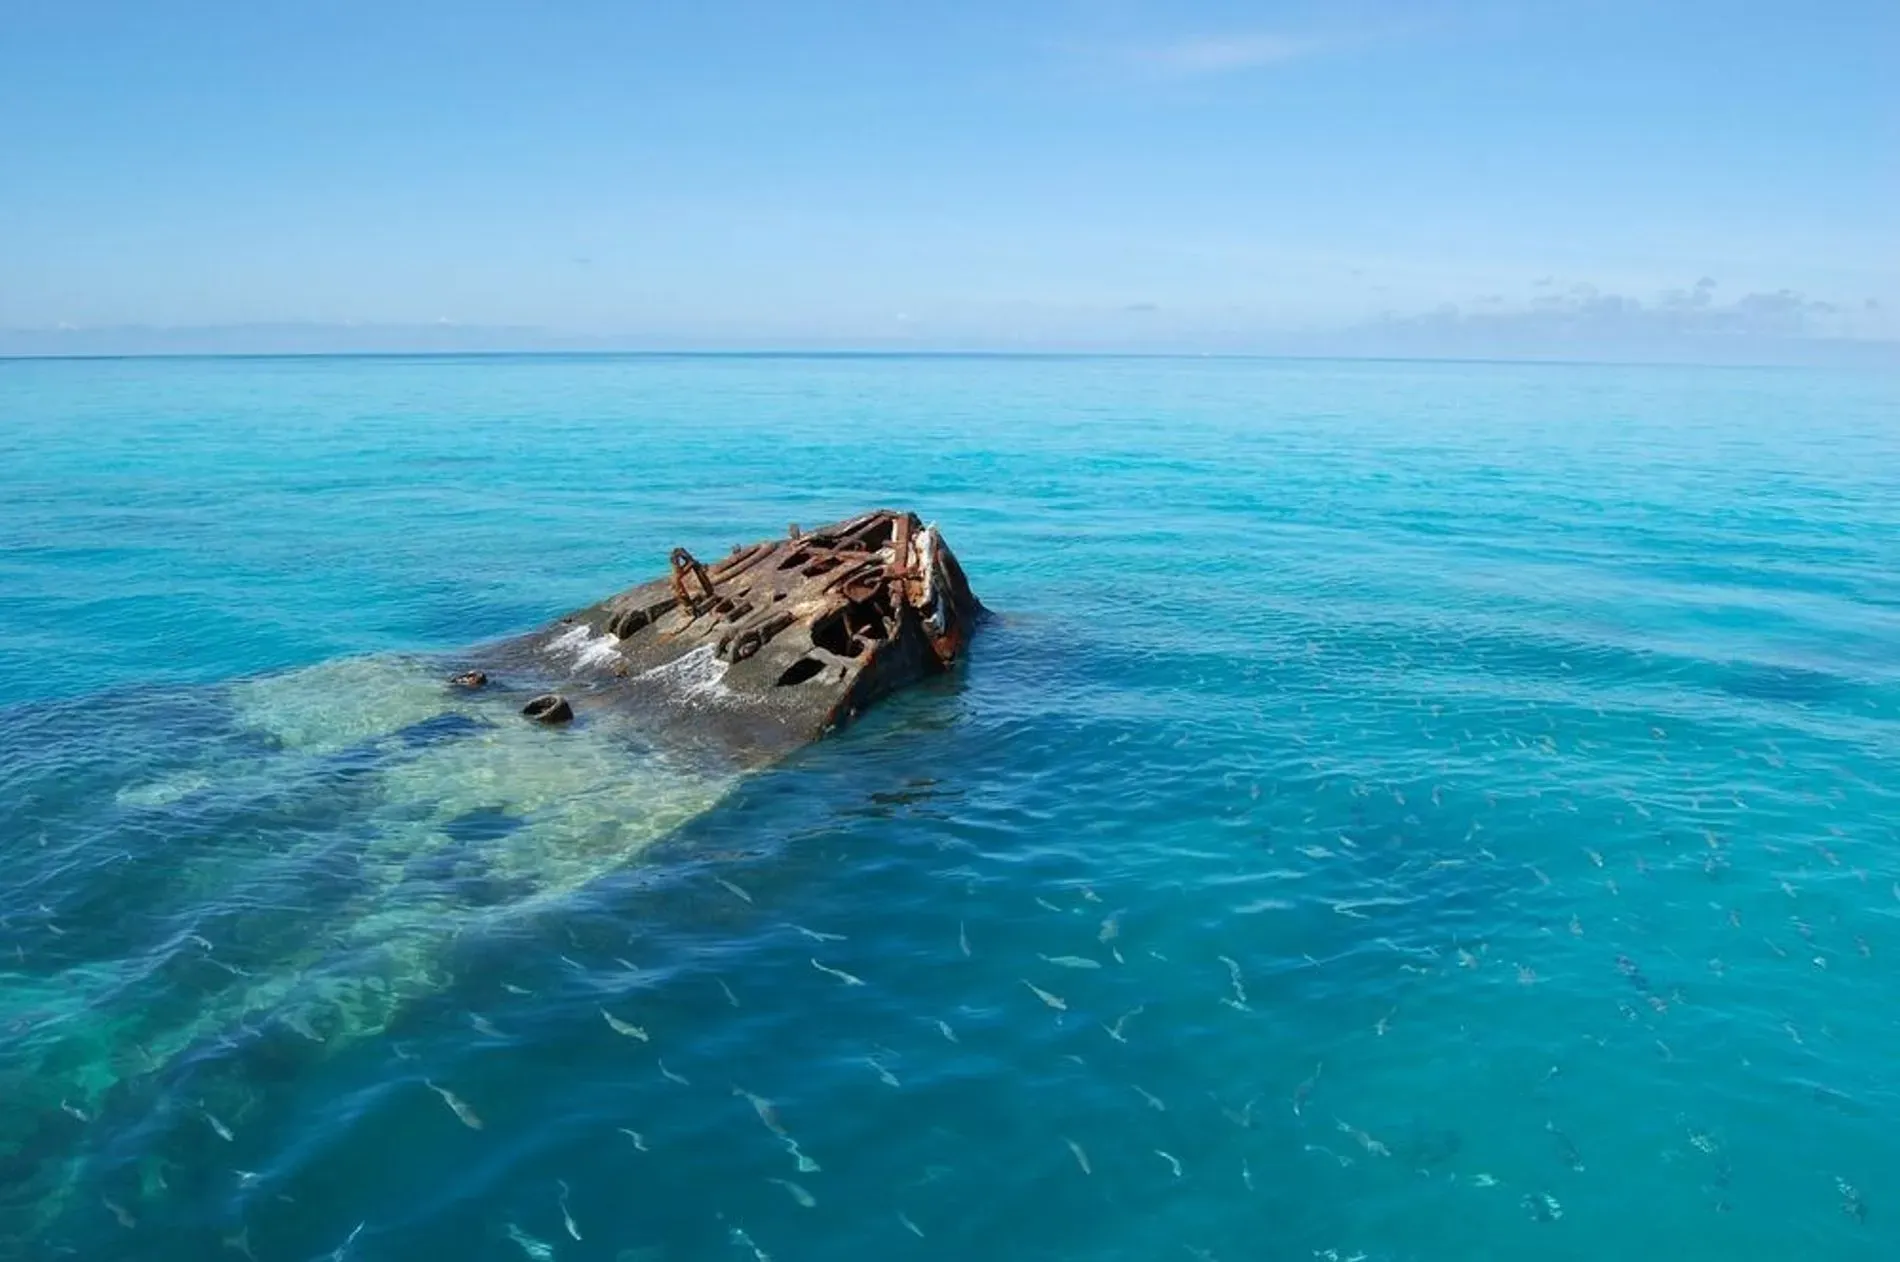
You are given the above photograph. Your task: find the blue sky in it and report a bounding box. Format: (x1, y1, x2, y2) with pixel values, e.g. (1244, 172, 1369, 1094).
(1, 0, 1893, 359)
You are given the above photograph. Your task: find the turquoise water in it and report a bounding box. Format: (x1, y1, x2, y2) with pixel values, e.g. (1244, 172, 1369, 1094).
(3, 354, 1898, 1261)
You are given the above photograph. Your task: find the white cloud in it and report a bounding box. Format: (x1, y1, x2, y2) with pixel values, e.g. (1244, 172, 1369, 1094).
(1333, 279, 1898, 364)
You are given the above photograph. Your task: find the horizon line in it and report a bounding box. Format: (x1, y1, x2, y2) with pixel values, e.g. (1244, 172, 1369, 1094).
(1, 347, 1887, 373)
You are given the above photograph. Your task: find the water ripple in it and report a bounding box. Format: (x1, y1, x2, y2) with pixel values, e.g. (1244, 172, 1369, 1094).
(2, 355, 1897, 1260)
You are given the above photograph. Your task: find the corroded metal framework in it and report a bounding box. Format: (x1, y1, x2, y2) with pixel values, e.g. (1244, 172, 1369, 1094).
(471, 510, 982, 758)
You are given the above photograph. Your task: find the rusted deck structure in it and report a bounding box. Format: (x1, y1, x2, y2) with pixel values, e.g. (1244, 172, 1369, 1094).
(467, 509, 982, 759)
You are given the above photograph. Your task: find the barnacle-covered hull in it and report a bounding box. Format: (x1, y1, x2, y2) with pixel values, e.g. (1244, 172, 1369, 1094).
(469, 509, 984, 762)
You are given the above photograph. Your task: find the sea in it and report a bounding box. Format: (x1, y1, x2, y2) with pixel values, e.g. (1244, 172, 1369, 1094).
(1, 352, 1896, 1262)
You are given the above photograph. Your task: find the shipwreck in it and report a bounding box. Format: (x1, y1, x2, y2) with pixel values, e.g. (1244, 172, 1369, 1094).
(464, 508, 983, 760)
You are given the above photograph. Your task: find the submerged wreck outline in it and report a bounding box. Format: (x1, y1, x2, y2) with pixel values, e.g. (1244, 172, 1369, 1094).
(3, 510, 983, 1249)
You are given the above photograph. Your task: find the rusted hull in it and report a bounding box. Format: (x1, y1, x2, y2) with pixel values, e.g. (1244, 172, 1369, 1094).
(463, 510, 982, 761)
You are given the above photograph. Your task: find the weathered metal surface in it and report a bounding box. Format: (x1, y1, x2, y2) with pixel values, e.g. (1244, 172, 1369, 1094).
(465, 509, 982, 760)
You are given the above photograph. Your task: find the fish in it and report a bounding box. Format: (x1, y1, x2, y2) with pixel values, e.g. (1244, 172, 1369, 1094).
(897, 1210, 925, 1237)
(1546, 1122, 1584, 1172)
(1687, 1129, 1718, 1155)
(767, 1177, 816, 1208)
(1374, 1008, 1394, 1037)
(1102, 1004, 1144, 1042)
(717, 977, 741, 1008)
(1523, 1191, 1563, 1222)
(60, 1099, 92, 1124)
(103, 1197, 135, 1228)
(1133, 1084, 1166, 1111)
(1022, 979, 1067, 1011)
(1218, 1095, 1258, 1129)
(557, 1179, 582, 1240)
(1335, 1119, 1390, 1157)
(1155, 1149, 1184, 1178)
(935, 1019, 959, 1043)
(1098, 912, 1123, 943)
(602, 1008, 650, 1041)
(1064, 1137, 1092, 1174)
(222, 1228, 256, 1259)
(734, 1086, 789, 1137)
(865, 1056, 901, 1087)
(789, 924, 846, 942)
(204, 1109, 235, 1142)
(469, 1013, 503, 1038)
(502, 982, 533, 996)
(1219, 955, 1249, 1008)
(958, 921, 971, 956)
(658, 1059, 691, 1086)
(781, 1135, 821, 1173)
(326, 1222, 367, 1262)
(811, 958, 866, 986)
(617, 1127, 650, 1152)
(1837, 1176, 1866, 1223)
(1241, 1158, 1254, 1190)
(715, 876, 754, 905)
(505, 1223, 555, 1260)
(424, 1081, 483, 1130)
(1038, 954, 1102, 969)
(1292, 1063, 1323, 1116)
(1585, 849, 1604, 868)
(613, 957, 641, 974)
(280, 1009, 323, 1041)
(1034, 896, 1064, 913)
(1080, 886, 1102, 903)
(729, 1224, 772, 1262)
(1457, 947, 1481, 969)
(1471, 1173, 1499, 1188)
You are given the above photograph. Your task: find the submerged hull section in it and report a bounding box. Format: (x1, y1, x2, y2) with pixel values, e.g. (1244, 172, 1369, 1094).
(0, 513, 982, 1246)
(472, 509, 983, 761)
